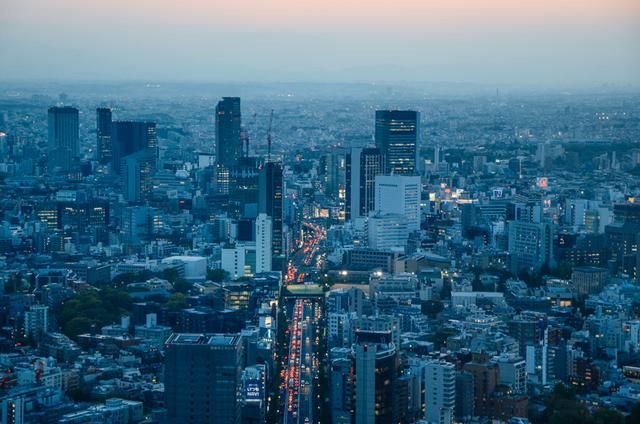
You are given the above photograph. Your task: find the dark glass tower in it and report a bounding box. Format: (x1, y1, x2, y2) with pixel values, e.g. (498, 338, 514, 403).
(259, 161, 284, 263)
(215, 97, 242, 168)
(164, 333, 244, 424)
(111, 121, 157, 174)
(48, 106, 79, 171)
(96, 108, 112, 164)
(375, 110, 419, 175)
(345, 147, 385, 220)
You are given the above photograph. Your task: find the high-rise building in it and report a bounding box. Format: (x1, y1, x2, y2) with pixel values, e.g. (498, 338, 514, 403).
(367, 213, 409, 251)
(259, 161, 283, 264)
(111, 121, 157, 174)
(424, 360, 455, 424)
(322, 151, 346, 200)
(605, 203, 640, 281)
(164, 333, 244, 424)
(24, 305, 49, 338)
(375, 110, 419, 175)
(215, 97, 242, 168)
(96, 107, 112, 164)
(507, 220, 555, 274)
(255, 213, 272, 273)
(48, 106, 79, 171)
(374, 175, 421, 232)
(354, 330, 400, 424)
(122, 149, 156, 203)
(346, 147, 385, 221)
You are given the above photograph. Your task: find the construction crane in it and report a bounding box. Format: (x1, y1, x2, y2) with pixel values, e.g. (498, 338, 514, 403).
(267, 109, 274, 162)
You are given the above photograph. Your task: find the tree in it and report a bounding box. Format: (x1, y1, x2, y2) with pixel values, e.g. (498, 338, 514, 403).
(165, 293, 188, 311)
(421, 300, 444, 319)
(627, 402, 640, 424)
(56, 288, 132, 339)
(206, 268, 227, 283)
(172, 279, 191, 295)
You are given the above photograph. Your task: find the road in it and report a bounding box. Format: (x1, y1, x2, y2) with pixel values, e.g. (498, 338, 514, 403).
(286, 222, 326, 284)
(284, 299, 318, 424)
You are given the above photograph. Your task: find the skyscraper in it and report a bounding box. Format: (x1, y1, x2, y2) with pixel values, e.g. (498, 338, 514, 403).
(354, 330, 400, 424)
(424, 360, 455, 424)
(48, 106, 79, 171)
(374, 175, 421, 232)
(259, 161, 283, 265)
(164, 333, 244, 424)
(216, 97, 242, 168)
(111, 121, 157, 174)
(375, 110, 419, 175)
(96, 107, 112, 164)
(255, 213, 272, 273)
(346, 147, 385, 221)
(507, 220, 555, 274)
(122, 149, 155, 203)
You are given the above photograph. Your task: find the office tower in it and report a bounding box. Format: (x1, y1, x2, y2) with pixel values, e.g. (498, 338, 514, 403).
(424, 360, 455, 424)
(455, 372, 474, 423)
(229, 156, 260, 218)
(507, 221, 555, 274)
(354, 330, 399, 424)
(374, 175, 421, 231)
(96, 107, 112, 164)
(121, 206, 155, 246)
(24, 305, 49, 338)
(375, 110, 419, 175)
(164, 333, 244, 424)
(259, 161, 283, 264)
(47, 106, 79, 171)
(495, 353, 527, 395)
(322, 151, 346, 200)
(606, 203, 640, 281)
(571, 266, 608, 296)
(255, 213, 272, 273)
(346, 147, 385, 220)
(215, 97, 242, 168)
(367, 213, 409, 251)
(111, 121, 157, 174)
(330, 351, 354, 424)
(122, 149, 155, 202)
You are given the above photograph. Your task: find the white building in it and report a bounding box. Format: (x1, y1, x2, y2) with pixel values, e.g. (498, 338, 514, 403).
(24, 305, 49, 337)
(367, 213, 409, 251)
(161, 256, 207, 282)
(221, 243, 256, 279)
(255, 213, 272, 273)
(424, 359, 455, 424)
(495, 353, 527, 394)
(375, 175, 421, 231)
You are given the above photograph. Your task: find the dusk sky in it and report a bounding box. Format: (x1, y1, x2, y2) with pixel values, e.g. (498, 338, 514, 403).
(2, 0, 639, 86)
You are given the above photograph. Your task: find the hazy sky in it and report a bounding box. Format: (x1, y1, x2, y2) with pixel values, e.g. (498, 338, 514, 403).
(1, 0, 639, 86)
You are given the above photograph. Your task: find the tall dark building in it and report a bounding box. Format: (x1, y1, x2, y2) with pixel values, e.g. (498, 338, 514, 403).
(259, 161, 284, 263)
(111, 121, 157, 174)
(229, 156, 260, 218)
(48, 106, 79, 171)
(353, 330, 401, 424)
(346, 147, 385, 220)
(216, 97, 242, 168)
(605, 202, 640, 281)
(164, 333, 244, 424)
(96, 108, 112, 164)
(375, 110, 419, 175)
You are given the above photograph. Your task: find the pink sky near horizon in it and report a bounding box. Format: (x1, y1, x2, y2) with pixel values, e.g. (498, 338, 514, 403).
(1, 0, 639, 84)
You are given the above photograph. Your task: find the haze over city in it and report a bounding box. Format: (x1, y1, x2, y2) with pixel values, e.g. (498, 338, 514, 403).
(2, 0, 640, 86)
